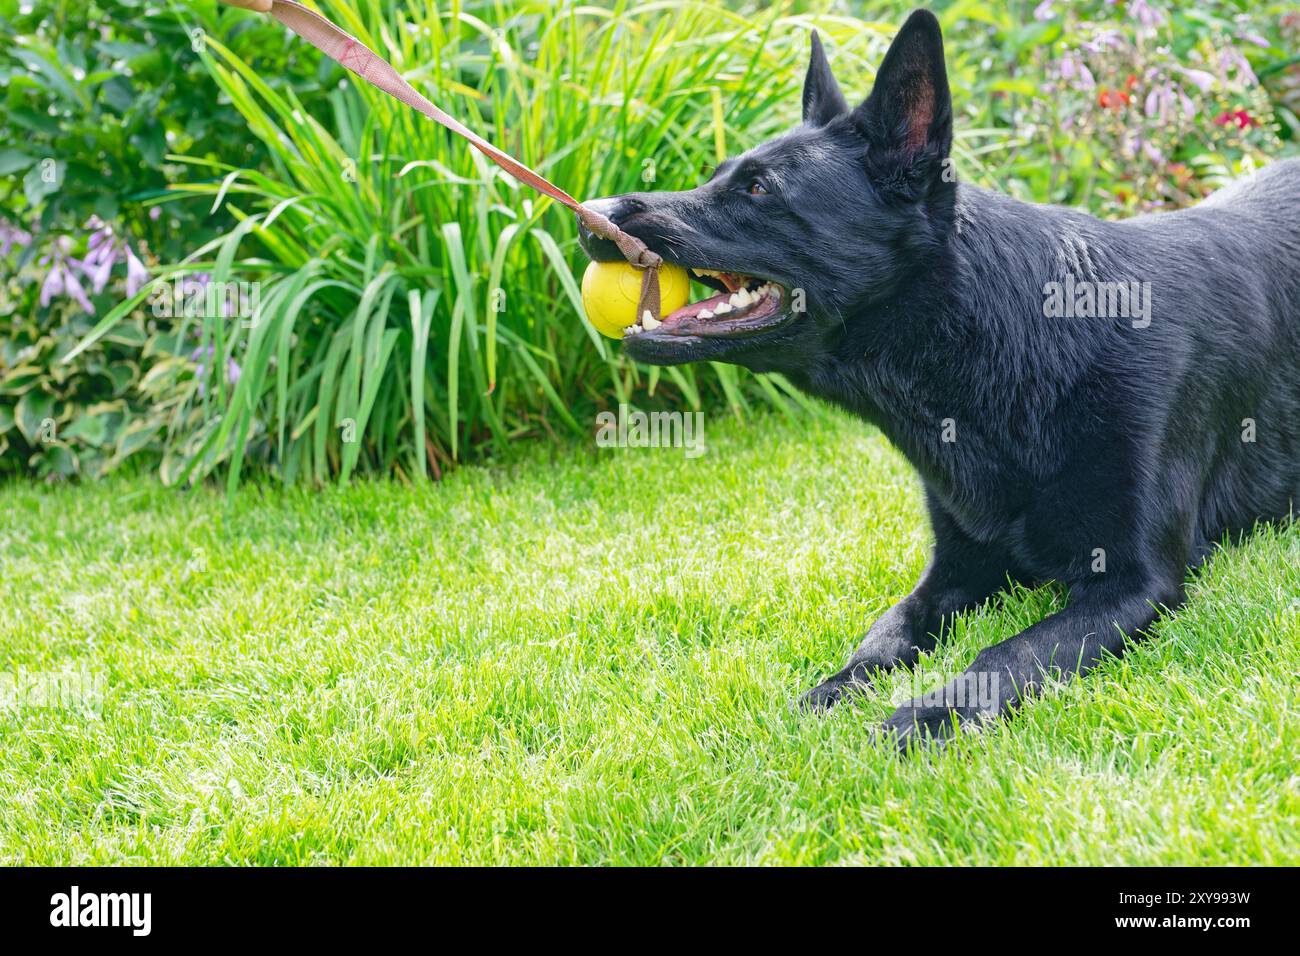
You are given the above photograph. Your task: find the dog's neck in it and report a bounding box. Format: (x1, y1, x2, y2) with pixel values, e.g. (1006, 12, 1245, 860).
(794, 183, 1121, 531)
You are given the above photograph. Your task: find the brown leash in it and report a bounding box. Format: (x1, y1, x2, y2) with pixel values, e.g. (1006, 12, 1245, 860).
(247, 0, 663, 323)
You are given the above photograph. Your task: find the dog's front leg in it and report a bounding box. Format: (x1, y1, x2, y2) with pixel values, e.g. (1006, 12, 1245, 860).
(881, 578, 1184, 751)
(799, 506, 1020, 712)
(798, 588, 947, 711)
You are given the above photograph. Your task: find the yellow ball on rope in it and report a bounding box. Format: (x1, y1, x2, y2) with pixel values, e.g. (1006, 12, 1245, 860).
(580, 261, 690, 339)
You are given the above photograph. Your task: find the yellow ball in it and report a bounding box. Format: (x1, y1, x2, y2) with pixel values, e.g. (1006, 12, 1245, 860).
(581, 261, 690, 339)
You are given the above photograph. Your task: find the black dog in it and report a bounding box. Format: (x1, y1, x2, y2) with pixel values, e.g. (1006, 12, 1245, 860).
(578, 9, 1300, 749)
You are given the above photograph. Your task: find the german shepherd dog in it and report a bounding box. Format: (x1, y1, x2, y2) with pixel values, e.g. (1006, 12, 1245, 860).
(578, 10, 1300, 749)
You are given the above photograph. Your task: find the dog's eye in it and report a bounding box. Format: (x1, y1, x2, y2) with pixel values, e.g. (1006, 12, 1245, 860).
(747, 179, 769, 196)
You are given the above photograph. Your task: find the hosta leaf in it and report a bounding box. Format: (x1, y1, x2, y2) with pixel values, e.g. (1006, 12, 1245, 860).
(106, 363, 137, 395)
(23, 160, 64, 207)
(0, 149, 35, 176)
(32, 443, 78, 479)
(104, 324, 148, 348)
(62, 413, 109, 448)
(16, 392, 55, 444)
(0, 365, 44, 395)
(114, 421, 161, 462)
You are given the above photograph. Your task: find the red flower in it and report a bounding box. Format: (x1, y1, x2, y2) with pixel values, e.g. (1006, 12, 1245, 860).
(1214, 109, 1256, 129)
(1098, 88, 1130, 109)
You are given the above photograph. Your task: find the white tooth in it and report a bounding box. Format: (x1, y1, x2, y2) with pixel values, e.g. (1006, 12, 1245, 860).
(714, 302, 732, 314)
(732, 289, 750, 307)
(643, 315, 661, 331)
(698, 309, 713, 319)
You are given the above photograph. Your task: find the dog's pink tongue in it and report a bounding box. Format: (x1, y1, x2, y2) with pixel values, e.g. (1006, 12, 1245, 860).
(668, 290, 732, 323)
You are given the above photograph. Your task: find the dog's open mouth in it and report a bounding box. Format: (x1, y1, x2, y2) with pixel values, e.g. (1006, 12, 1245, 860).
(625, 269, 788, 339)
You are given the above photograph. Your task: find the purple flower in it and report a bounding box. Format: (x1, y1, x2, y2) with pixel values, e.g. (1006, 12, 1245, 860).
(40, 254, 96, 315)
(1219, 48, 1257, 85)
(63, 265, 95, 314)
(86, 220, 113, 253)
(1058, 53, 1095, 90)
(189, 345, 242, 396)
(1177, 67, 1216, 93)
(66, 218, 153, 301)
(84, 244, 116, 295)
(1081, 30, 1126, 54)
(29, 219, 151, 314)
(39, 260, 66, 307)
(1143, 82, 1179, 121)
(124, 246, 149, 297)
(1128, 0, 1163, 30)
(79, 218, 123, 294)
(182, 273, 212, 297)
(1033, 0, 1056, 21)
(1144, 88, 1160, 119)
(0, 221, 32, 258)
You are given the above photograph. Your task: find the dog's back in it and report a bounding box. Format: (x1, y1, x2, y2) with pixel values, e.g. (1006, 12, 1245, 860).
(1134, 156, 1300, 329)
(1113, 159, 1300, 546)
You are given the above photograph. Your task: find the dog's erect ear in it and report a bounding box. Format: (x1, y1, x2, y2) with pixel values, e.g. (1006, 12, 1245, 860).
(802, 32, 849, 126)
(853, 10, 953, 193)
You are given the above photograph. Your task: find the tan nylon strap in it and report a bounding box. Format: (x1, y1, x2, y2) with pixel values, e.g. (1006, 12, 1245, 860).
(263, 0, 663, 326)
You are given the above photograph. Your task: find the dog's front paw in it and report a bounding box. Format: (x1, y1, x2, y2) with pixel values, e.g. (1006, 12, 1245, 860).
(879, 697, 962, 753)
(796, 663, 872, 713)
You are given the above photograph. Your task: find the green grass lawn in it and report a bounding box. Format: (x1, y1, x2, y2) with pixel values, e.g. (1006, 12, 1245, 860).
(1, 409, 1297, 865)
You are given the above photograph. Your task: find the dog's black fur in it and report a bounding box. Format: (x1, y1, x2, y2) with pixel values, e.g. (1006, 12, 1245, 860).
(578, 10, 1300, 749)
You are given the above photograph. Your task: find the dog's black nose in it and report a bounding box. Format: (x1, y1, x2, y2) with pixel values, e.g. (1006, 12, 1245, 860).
(576, 196, 633, 262)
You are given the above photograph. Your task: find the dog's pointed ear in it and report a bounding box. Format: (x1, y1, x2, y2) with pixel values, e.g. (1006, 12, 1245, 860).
(802, 32, 849, 126)
(853, 10, 953, 193)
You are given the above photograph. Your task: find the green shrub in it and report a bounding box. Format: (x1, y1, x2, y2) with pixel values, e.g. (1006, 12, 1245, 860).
(0, 0, 338, 478)
(0, 283, 184, 480)
(0, 0, 332, 251)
